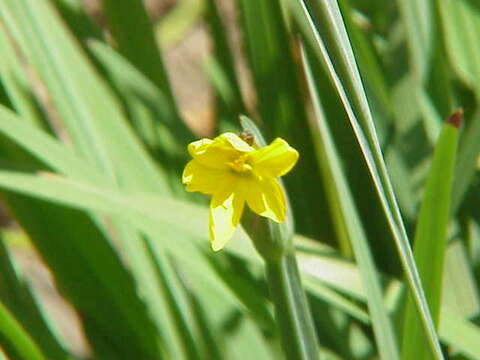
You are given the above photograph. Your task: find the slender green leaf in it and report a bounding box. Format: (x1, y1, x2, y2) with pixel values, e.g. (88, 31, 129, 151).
(402, 113, 460, 360)
(238, 0, 330, 241)
(288, 2, 444, 357)
(0, 239, 69, 360)
(0, 301, 45, 360)
(442, 240, 480, 319)
(204, 0, 244, 132)
(0, 27, 46, 129)
(303, 46, 399, 360)
(439, 309, 480, 360)
(395, 0, 433, 82)
(156, 0, 206, 47)
(437, 0, 480, 212)
(88, 40, 193, 192)
(0, 0, 169, 192)
(102, 0, 178, 113)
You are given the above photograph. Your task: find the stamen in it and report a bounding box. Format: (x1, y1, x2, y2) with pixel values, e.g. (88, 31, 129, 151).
(228, 154, 252, 173)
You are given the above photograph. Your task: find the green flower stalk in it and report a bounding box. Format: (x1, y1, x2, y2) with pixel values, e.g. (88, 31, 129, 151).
(183, 122, 319, 359)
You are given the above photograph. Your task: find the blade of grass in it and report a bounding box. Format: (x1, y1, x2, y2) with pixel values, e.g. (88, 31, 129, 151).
(395, 0, 433, 83)
(0, 105, 206, 355)
(207, 255, 276, 332)
(0, 166, 478, 357)
(101, 0, 179, 114)
(298, 250, 480, 358)
(0, 5, 204, 355)
(401, 111, 461, 360)
(436, 0, 480, 211)
(263, 255, 320, 359)
(156, 0, 206, 48)
(238, 0, 331, 241)
(173, 265, 224, 360)
(88, 39, 192, 147)
(0, 104, 230, 359)
(0, 300, 45, 360)
(4, 194, 164, 360)
(338, 0, 392, 139)
(0, 115, 164, 359)
(204, 0, 244, 132)
(0, 105, 109, 186)
(303, 46, 399, 360)
(51, 0, 102, 42)
(0, 27, 46, 129)
(0, 0, 170, 192)
(301, 276, 370, 325)
(442, 240, 480, 318)
(288, 1, 444, 357)
(144, 243, 202, 360)
(439, 309, 480, 360)
(0, 238, 70, 360)
(87, 40, 193, 193)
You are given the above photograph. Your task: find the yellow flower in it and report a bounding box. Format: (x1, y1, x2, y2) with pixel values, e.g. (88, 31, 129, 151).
(182, 132, 299, 251)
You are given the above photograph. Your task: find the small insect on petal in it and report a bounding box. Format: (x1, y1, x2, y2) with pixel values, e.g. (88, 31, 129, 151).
(239, 130, 255, 146)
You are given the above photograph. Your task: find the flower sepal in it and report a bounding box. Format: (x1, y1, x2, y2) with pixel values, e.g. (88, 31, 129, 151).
(241, 205, 294, 262)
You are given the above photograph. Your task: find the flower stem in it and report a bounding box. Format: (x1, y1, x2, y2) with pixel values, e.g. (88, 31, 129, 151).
(265, 251, 319, 360)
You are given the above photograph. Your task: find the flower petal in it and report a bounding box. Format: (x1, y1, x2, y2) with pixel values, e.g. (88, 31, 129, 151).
(245, 177, 285, 222)
(250, 138, 299, 178)
(182, 160, 232, 194)
(187, 134, 252, 170)
(209, 186, 245, 251)
(220, 133, 254, 152)
(187, 138, 236, 170)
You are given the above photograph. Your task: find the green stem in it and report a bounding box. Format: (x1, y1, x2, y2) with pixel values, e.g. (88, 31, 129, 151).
(239, 118, 319, 359)
(265, 251, 319, 360)
(0, 301, 45, 360)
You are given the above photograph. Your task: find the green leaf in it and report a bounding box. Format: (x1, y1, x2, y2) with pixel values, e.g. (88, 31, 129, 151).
(303, 46, 399, 360)
(156, 0, 206, 48)
(437, 0, 480, 92)
(439, 309, 480, 360)
(5, 194, 164, 360)
(101, 0, 178, 112)
(0, 27, 46, 129)
(298, 249, 480, 358)
(287, 1, 444, 357)
(395, 0, 433, 82)
(87, 40, 193, 192)
(442, 240, 480, 318)
(174, 264, 224, 360)
(238, 0, 330, 241)
(0, 238, 70, 360)
(0, 105, 109, 186)
(204, 0, 244, 132)
(401, 113, 460, 360)
(0, 0, 170, 193)
(0, 300, 45, 360)
(145, 245, 203, 360)
(437, 0, 480, 212)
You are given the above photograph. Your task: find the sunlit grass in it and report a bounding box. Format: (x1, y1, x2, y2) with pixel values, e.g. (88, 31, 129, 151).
(0, 0, 478, 359)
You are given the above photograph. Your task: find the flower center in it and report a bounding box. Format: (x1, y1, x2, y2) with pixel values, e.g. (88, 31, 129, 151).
(228, 154, 252, 173)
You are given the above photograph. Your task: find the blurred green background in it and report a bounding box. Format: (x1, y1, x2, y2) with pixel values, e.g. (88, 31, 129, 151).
(0, 0, 479, 359)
